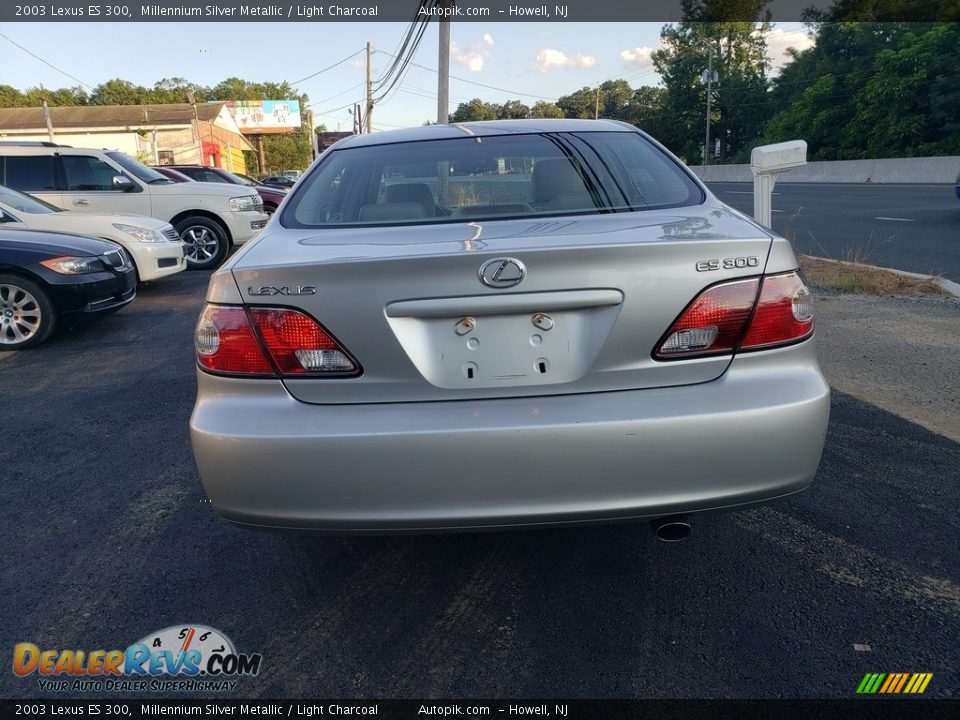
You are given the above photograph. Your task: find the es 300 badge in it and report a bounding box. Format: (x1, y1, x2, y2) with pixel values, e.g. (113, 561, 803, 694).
(12, 625, 262, 692)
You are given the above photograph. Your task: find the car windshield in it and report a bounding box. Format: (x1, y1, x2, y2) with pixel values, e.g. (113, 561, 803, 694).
(106, 151, 174, 184)
(283, 131, 703, 228)
(0, 184, 61, 214)
(222, 170, 255, 186)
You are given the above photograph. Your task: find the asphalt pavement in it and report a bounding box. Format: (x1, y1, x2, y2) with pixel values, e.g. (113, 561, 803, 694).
(1, 271, 958, 700)
(706, 183, 960, 281)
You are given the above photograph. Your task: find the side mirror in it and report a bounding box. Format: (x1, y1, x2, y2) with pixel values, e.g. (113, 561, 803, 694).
(112, 175, 136, 192)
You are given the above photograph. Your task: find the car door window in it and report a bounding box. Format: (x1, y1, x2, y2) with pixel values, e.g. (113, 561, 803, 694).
(63, 156, 120, 191)
(202, 170, 228, 183)
(2, 156, 57, 191)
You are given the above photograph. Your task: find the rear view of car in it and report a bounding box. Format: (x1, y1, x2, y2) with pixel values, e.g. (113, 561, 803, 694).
(190, 120, 830, 534)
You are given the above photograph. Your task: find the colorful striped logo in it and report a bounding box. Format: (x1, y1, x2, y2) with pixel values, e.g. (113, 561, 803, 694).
(857, 673, 933, 694)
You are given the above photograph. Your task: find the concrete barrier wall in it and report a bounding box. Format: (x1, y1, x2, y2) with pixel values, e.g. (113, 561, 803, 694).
(690, 156, 960, 184)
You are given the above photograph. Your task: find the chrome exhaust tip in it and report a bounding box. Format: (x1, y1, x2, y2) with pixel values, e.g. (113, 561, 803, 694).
(652, 516, 691, 542)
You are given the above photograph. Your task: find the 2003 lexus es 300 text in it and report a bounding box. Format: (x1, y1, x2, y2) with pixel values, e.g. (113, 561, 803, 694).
(189, 120, 830, 536)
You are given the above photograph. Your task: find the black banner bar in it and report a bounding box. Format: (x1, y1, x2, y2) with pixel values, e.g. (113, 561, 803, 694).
(0, 0, 857, 24)
(2, 700, 960, 720)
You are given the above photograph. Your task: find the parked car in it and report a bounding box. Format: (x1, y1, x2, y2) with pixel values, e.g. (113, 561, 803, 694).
(190, 119, 830, 536)
(0, 228, 136, 349)
(157, 165, 287, 216)
(0, 185, 185, 282)
(259, 175, 296, 189)
(0, 144, 267, 270)
(151, 167, 194, 184)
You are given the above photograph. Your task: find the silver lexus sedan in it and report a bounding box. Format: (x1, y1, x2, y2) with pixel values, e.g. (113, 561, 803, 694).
(190, 119, 830, 537)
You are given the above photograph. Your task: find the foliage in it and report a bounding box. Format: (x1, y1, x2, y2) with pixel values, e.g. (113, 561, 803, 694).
(761, 22, 960, 159)
(652, 0, 774, 163)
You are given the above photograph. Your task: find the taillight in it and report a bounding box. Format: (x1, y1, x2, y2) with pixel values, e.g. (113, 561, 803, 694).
(654, 278, 760, 359)
(740, 273, 814, 350)
(654, 271, 814, 360)
(195, 305, 359, 377)
(195, 306, 274, 376)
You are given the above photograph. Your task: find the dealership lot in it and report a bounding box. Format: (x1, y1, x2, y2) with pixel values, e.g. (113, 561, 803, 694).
(1, 267, 957, 699)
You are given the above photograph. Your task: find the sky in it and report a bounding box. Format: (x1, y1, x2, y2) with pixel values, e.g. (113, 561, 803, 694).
(0, 21, 814, 131)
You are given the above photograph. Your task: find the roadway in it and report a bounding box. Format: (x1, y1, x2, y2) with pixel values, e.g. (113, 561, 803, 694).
(705, 183, 960, 281)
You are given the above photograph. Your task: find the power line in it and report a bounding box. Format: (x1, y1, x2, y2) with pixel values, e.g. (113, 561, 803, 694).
(375, 49, 558, 101)
(0, 31, 94, 90)
(289, 48, 366, 87)
(306, 83, 365, 109)
(371, 1, 434, 104)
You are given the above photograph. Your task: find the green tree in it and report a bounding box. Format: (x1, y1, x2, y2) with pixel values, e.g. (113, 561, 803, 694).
(762, 22, 959, 159)
(498, 100, 530, 119)
(151, 78, 201, 104)
(529, 101, 564, 118)
(90, 78, 152, 105)
(450, 99, 500, 122)
(623, 86, 669, 136)
(652, 1, 774, 162)
(556, 87, 597, 118)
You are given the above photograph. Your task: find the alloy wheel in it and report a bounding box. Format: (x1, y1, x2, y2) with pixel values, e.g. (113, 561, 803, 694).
(183, 226, 219, 263)
(0, 283, 42, 346)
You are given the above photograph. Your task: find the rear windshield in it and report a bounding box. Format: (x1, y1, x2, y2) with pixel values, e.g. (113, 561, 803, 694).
(282, 131, 703, 228)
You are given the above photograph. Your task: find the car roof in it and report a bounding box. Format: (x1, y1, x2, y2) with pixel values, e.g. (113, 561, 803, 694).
(333, 118, 635, 150)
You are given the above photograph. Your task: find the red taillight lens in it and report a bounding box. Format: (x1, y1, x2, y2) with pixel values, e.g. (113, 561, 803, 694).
(740, 272, 815, 350)
(195, 306, 274, 376)
(654, 271, 814, 360)
(654, 278, 760, 360)
(195, 305, 358, 377)
(249, 308, 357, 375)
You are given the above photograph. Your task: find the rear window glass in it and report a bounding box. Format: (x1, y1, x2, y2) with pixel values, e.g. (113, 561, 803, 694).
(283, 131, 702, 228)
(3, 155, 56, 191)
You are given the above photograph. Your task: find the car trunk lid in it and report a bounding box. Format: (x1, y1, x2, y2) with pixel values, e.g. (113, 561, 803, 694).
(230, 207, 773, 404)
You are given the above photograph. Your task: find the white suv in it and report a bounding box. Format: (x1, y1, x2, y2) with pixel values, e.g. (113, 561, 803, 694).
(0, 143, 268, 270)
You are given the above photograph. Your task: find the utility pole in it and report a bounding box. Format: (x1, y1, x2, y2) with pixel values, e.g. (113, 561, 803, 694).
(594, 87, 601, 119)
(703, 42, 715, 165)
(365, 41, 373, 133)
(437, 1, 451, 124)
(41, 100, 54, 143)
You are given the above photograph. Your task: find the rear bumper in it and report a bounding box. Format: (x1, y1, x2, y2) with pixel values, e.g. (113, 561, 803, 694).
(190, 340, 830, 532)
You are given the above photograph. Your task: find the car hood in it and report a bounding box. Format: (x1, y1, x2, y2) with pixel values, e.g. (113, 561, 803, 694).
(0, 227, 122, 256)
(9, 209, 170, 233)
(147, 181, 258, 198)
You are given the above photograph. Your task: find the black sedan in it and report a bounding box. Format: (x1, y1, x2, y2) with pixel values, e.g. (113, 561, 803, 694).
(259, 175, 296, 189)
(0, 228, 136, 349)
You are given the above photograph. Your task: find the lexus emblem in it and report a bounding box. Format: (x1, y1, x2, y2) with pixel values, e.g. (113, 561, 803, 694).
(479, 258, 525, 289)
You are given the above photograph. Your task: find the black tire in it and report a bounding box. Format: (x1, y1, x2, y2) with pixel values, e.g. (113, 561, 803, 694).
(263, 203, 277, 217)
(176, 217, 228, 271)
(0, 273, 56, 350)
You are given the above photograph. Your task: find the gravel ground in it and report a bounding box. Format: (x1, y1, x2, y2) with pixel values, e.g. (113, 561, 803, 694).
(814, 292, 960, 442)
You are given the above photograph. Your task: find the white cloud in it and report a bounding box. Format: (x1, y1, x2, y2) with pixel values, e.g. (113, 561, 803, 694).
(535, 48, 597, 73)
(620, 46, 654, 69)
(451, 34, 494, 72)
(764, 27, 816, 71)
